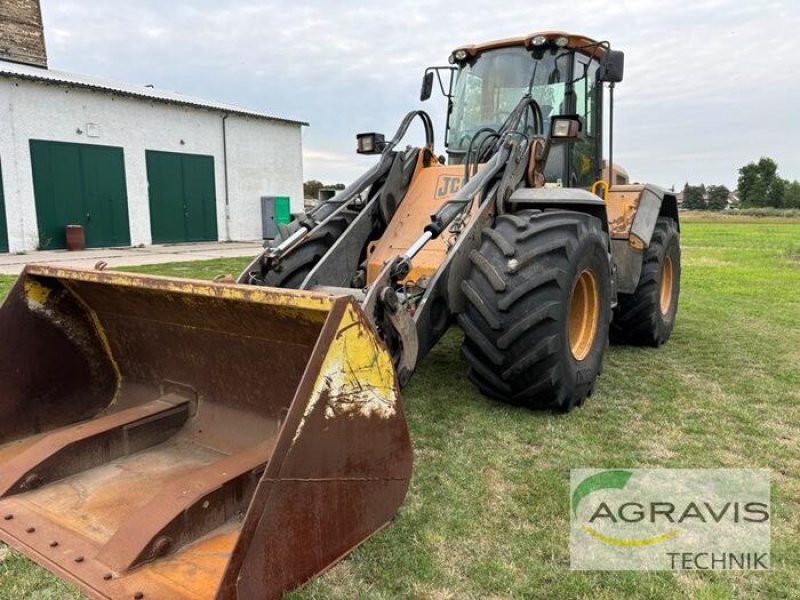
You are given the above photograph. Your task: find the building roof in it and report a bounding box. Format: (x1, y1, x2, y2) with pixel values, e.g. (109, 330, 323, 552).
(0, 59, 308, 126)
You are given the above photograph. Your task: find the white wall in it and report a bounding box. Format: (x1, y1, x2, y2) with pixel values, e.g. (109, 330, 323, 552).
(225, 115, 304, 241)
(0, 77, 303, 253)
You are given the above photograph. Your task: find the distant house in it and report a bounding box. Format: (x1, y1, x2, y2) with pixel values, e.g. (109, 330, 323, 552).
(0, 0, 306, 253)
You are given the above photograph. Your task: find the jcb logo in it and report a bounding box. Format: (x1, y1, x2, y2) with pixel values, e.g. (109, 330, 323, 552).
(435, 175, 463, 200)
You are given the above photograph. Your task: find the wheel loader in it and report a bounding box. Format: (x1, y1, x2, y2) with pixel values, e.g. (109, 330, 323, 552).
(0, 32, 680, 599)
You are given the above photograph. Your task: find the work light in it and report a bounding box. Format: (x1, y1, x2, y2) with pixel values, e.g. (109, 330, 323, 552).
(356, 132, 385, 155)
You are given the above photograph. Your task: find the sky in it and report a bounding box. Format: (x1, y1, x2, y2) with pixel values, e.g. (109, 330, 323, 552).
(39, 0, 800, 190)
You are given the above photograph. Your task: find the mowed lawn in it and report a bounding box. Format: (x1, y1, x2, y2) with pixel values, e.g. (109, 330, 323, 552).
(0, 216, 798, 599)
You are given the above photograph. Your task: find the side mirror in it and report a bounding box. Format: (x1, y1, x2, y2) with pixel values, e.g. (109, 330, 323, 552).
(420, 71, 434, 101)
(549, 115, 583, 143)
(598, 49, 624, 83)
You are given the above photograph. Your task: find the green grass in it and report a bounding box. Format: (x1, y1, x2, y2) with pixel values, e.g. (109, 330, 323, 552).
(0, 276, 15, 300)
(1, 216, 798, 599)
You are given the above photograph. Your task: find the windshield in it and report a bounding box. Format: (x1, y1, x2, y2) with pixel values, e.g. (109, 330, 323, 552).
(449, 47, 570, 150)
(447, 46, 601, 186)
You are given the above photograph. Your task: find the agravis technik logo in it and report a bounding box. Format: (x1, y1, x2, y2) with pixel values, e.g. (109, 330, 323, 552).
(570, 469, 770, 570)
(572, 470, 680, 547)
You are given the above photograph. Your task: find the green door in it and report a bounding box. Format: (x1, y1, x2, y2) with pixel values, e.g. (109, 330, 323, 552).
(81, 145, 131, 248)
(0, 159, 8, 253)
(30, 140, 130, 249)
(275, 196, 291, 226)
(146, 151, 218, 244)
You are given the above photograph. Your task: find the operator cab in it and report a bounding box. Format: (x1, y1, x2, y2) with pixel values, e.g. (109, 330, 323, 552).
(422, 32, 623, 190)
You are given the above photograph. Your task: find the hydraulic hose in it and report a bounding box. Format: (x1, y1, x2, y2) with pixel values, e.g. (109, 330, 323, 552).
(265, 110, 437, 263)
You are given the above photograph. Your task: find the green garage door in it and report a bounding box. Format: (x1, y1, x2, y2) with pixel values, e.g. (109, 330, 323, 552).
(30, 140, 130, 249)
(0, 159, 8, 253)
(146, 151, 218, 244)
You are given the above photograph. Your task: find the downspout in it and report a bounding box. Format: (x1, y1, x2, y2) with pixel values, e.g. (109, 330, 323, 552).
(222, 113, 231, 241)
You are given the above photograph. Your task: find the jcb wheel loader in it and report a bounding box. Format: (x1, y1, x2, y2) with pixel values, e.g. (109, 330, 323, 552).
(0, 32, 680, 599)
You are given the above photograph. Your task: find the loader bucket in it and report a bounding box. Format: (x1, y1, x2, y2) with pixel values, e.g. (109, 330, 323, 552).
(0, 265, 412, 600)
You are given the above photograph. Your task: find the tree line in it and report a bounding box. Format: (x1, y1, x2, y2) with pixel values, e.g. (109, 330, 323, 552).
(683, 157, 800, 211)
(305, 156, 800, 210)
(681, 183, 731, 211)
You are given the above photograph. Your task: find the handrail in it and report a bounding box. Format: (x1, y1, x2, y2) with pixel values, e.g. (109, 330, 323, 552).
(592, 179, 610, 202)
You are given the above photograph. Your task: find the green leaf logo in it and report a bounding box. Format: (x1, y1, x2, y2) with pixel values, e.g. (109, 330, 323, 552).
(572, 470, 633, 517)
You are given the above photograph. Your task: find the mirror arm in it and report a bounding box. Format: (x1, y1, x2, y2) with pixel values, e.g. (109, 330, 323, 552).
(608, 81, 615, 186)
(435, 68, 456, 98)
(424, 66, 457, 99)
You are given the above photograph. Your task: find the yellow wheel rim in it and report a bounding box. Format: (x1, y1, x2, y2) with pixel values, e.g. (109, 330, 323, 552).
(568, 270, 600, 361)
(659, 256, 674, 315)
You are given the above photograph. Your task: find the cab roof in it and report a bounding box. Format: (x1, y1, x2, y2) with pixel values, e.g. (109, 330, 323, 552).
(452, 31, 608, 61)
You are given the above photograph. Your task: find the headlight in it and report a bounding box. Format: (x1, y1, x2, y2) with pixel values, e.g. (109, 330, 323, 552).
(552, 119, 572, 137)
(531, 35, 547, 47)
(550, 116, 583, 141)
(555, 36, 569, 48)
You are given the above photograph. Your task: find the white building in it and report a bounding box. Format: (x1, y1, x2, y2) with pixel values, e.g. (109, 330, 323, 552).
(0, 1, 305, 254)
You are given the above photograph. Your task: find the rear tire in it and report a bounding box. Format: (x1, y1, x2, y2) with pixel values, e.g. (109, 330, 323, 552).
(610, 217, 680, 346)
(459, 210, 612, 411)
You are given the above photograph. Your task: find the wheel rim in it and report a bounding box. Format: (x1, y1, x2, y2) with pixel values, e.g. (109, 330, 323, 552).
(659, 256, 674, 315)
(568, 270, 600, 361)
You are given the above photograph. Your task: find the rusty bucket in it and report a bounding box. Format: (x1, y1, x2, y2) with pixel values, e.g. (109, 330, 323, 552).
(0, 265, 412, 599)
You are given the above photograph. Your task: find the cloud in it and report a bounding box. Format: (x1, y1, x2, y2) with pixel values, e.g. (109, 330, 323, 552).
(302, 147, 375, 182)
(40, 0, 800, 187)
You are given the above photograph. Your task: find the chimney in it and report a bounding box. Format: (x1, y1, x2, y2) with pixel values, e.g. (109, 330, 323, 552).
(0, 0, 47, 68)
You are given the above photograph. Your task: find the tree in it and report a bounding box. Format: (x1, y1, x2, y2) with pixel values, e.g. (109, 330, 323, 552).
(706, 185, 730, 211)
(682, 184, 706, 210)
(737, 163, 763, 206)
(737, 158, 785, 207)
(303, 179, 324, 199)
(785, 180, 800, 209)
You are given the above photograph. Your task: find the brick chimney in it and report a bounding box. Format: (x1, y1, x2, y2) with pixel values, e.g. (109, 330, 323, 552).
(0, 0, 47, 68)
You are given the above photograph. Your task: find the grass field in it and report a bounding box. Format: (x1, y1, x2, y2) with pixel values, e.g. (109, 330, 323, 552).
(1, 216, 798, 599)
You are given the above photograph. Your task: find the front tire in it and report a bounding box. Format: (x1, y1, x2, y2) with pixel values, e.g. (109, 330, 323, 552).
(459, 210, 612, 411)
(260, 210, 358, 288)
